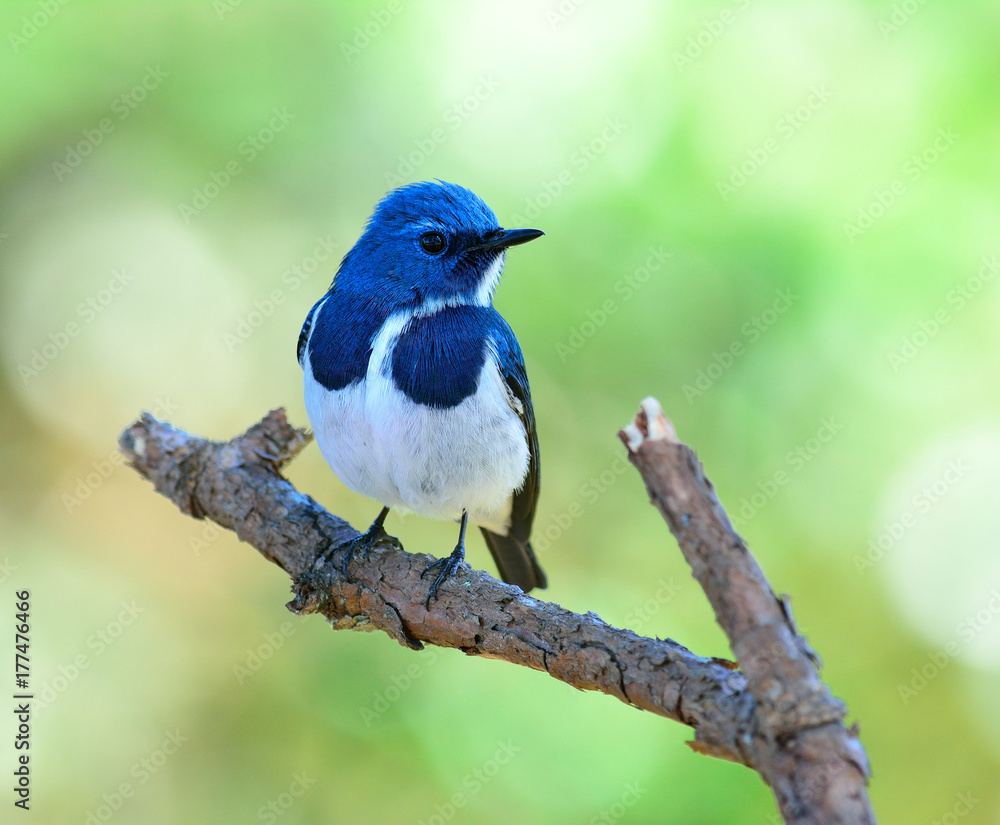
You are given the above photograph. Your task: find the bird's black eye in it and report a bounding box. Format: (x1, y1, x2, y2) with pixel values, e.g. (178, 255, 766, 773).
(419, 231, 447, 255)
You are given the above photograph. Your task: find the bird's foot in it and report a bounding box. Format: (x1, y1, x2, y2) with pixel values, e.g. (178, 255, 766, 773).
(319, 513, 400, 578)
(421, 545, 466, 608)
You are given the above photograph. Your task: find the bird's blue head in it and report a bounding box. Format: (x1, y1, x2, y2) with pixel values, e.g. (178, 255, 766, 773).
(330, 180, 543, 310)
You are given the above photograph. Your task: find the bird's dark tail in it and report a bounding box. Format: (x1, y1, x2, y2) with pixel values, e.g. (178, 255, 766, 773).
(480, 528, 547, 592)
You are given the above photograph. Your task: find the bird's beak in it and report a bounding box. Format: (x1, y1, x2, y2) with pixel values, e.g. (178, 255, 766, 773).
(470, 228, 545, 252)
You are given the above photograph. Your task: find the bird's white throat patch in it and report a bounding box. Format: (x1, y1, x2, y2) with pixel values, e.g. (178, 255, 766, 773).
(406, 251, 505, 319)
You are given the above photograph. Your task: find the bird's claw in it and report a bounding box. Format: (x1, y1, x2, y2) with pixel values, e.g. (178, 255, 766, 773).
(421, 547, 465, 608)
(325, 522, 401, 577)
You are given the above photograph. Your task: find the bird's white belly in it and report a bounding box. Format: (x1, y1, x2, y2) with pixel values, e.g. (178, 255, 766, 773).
(303, 317, 528, 531)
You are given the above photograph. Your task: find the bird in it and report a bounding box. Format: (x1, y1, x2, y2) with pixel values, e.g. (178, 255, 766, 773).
(298, 180, 546, 607)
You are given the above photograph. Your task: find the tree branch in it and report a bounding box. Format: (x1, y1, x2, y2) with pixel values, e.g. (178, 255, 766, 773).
(620, 398, 873, 824)
(118, 405, 873, 824)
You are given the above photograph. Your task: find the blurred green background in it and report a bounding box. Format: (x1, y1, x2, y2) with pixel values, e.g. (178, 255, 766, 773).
(2, 1, 998, 822)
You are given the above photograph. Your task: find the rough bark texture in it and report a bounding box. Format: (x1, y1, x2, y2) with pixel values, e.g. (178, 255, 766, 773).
(620, 398, 873, 824)
(118, 404, 874, 824)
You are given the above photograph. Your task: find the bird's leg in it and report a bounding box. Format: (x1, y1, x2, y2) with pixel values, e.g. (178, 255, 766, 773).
(421, 511, 468, 608)
(321, 506, 401, 577)
(366, 506, 394, 544)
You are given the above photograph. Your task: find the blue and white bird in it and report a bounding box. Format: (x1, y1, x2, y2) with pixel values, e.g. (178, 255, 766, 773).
(298, 180, 546, 606)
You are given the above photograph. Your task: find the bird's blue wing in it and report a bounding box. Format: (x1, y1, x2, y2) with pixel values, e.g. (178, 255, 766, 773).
(303, 290, 392, 390)
(481, 311, 545, 589)
(297, 297, 322, 368)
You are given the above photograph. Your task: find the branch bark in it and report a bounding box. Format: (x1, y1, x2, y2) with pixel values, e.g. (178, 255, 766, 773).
(118, 405, 873, 824)
(620, 398, 873, 824)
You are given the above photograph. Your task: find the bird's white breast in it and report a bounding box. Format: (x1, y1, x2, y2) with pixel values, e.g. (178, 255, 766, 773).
(303, 302, 528, 532)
